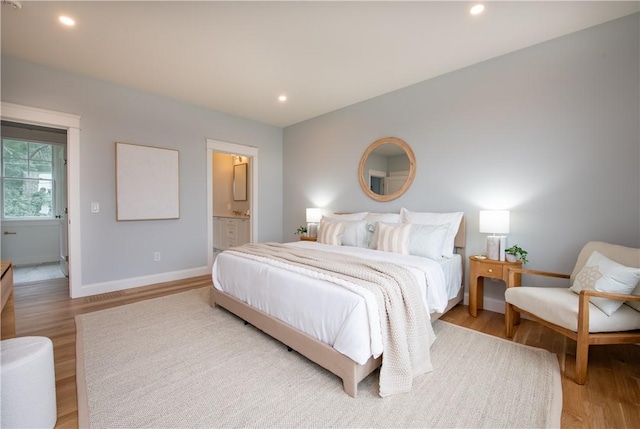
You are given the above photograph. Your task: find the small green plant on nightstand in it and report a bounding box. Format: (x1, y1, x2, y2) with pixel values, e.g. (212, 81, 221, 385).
(505, 245, 529, 265)
(295, 226, 308, 236)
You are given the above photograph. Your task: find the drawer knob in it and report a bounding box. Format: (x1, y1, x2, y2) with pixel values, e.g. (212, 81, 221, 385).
(487, 269, 493, 273)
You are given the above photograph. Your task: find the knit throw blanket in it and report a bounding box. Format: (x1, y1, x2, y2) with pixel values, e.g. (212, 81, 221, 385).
(228, 242, 436, 397)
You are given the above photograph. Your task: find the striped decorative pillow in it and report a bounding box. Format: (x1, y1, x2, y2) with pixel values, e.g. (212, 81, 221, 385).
(318, 219, 344, 246)
(376, 222, 411, 254)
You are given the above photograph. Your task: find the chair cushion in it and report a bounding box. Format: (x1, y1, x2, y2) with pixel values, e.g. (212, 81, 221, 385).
(569, 251, 640, 316)
(505, 287, 640, 333)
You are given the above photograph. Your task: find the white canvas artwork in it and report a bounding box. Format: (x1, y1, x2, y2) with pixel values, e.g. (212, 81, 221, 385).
(116, 142, 179, 221)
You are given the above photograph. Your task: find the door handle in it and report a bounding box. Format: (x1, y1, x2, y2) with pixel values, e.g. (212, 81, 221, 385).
(3, 231, 16, 235)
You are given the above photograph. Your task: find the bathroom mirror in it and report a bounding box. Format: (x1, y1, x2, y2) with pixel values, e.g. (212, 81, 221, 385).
(358, 137, 415, 202)
(233, 163, 247, 201)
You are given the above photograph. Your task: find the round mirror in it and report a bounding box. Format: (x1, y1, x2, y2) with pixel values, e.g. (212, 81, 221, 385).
(358, 137, 416, 202)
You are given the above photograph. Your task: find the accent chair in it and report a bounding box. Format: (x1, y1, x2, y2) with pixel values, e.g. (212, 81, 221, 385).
(504, 241, 640, 384)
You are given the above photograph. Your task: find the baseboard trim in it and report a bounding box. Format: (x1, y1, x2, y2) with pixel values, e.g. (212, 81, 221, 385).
(11, 257, 59, 267)
(71, 266, 210, 298)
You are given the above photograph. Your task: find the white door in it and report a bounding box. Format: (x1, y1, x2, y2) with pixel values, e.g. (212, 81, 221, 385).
(384, 176, 407, 195)
(54, 145, 69, 276)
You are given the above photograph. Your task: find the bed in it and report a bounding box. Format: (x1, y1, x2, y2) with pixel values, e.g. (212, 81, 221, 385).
(210, 211, 466, 397)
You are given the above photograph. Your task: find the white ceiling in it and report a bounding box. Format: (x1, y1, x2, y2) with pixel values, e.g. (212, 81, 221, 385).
(2, 1, 638, 127)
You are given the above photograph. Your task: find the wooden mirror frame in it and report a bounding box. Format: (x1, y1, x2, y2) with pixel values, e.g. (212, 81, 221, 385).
(358, 137, 416, 202)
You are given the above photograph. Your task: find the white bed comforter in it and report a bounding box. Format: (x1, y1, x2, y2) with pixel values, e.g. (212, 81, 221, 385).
(212, 241, 452, 365)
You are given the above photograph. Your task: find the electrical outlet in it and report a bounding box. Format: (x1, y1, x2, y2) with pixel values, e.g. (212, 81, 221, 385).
(153, 251, 161, 261)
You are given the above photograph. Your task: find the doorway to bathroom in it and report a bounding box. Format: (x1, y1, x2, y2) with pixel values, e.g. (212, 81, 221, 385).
(206, 139, 259, 271)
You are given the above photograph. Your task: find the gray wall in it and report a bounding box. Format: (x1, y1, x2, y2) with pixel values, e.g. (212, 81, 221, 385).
(2, 56, 283, 285)
(283, 14, 640, 298)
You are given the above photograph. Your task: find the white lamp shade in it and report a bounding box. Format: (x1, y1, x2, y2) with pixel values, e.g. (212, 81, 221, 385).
(306, 208, 322, 223)
(479, 210, 510, 234)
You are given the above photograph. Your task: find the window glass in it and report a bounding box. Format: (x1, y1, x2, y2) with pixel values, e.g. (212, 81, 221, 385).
(2, 139, 55, 218)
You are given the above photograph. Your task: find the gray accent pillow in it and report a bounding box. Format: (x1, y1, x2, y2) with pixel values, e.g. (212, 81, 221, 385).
(339, 220, 369, 248)
(409, 224, 449, 260)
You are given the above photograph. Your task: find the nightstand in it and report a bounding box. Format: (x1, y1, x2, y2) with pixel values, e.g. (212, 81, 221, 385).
(469, 256, 521, 317)
(299, 236, 317, 242)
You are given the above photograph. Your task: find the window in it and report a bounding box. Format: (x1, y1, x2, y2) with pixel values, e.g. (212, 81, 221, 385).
(2, 139, 55, 218)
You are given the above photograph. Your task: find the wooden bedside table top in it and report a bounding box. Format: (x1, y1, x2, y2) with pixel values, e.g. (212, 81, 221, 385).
(299, 236, 317, 242)
(469, 255, 521, 265)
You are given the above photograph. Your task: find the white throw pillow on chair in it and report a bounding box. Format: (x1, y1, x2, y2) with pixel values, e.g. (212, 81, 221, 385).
(569, 251, 640, 316)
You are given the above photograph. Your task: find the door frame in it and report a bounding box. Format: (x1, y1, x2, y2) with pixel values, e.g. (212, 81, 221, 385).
(1, 102, 81, 296)
(54, 144, 69, 276)
(206, 139, 258, 271)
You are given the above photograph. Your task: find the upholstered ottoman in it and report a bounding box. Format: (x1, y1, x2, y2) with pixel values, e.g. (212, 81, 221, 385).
(1, 336, 57, 428)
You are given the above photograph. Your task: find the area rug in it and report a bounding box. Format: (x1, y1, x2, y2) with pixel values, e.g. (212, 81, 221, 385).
(76, 288, 562, 428)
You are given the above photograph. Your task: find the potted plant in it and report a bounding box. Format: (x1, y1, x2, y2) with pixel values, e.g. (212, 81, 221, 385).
(295, 226, 308, 237)
(505, 244, 528, 264)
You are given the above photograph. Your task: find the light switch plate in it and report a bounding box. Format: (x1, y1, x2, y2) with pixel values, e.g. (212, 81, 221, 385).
(91, 202, 100, 213)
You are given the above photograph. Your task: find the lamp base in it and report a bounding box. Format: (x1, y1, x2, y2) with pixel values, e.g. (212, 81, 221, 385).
(307, 223, 318, 238)
(486, 236, 508, 260)
(486, 236, 500, 260)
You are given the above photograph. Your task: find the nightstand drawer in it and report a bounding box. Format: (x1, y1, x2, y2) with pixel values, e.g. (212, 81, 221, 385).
(476, 263, 503, 278)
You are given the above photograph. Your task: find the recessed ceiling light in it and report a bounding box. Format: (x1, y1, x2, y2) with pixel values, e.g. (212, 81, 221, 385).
(470, 4, 485, 15)
(59, 16, 75, 26)
(278, 95, 287, 102)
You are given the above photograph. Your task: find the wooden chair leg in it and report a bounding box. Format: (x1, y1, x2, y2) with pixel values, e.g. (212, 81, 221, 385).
(575, 292, 590, 385)
(505, 302, 516, 338)
(575, 336, 589, 384)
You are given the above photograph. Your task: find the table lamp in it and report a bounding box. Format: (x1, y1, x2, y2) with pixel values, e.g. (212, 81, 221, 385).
(306, 208, 322, 238)
(479, 210, 510, 260)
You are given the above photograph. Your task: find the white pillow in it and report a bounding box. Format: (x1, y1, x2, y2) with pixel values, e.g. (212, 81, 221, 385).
(325, 212, 368, 221)
(409, 224, 449, 260)
(400, 208, 463, 258)
(376, 222, 411, 255)
(364, 212, 401, 223)
(569, 251, 640, 316)
(317, 219, 344, 246)
(364, 213, 401, 249)
(320, 217, 368, 248)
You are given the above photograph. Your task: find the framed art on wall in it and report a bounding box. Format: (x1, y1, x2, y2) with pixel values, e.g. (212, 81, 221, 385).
(115, 142, 180, 221)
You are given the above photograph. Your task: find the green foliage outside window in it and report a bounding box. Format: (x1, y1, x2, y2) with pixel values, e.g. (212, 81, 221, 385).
(2, 139, 54, 218)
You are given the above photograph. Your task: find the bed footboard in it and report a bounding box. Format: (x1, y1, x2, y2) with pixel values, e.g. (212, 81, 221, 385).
(209, 286, 380, 398)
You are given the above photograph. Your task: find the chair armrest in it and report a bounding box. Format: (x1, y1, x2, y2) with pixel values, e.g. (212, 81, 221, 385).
(577, 289, 640, 338)
(580, 289, 640, 302)
(506, 267, 570, 288)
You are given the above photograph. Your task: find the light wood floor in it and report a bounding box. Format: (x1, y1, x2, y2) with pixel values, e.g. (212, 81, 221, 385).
(8, 276, 640, 428)
(10, 275, 212, 428)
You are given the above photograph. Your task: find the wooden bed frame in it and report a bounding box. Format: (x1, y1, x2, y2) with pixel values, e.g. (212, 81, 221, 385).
(210, 217, 466, 398)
